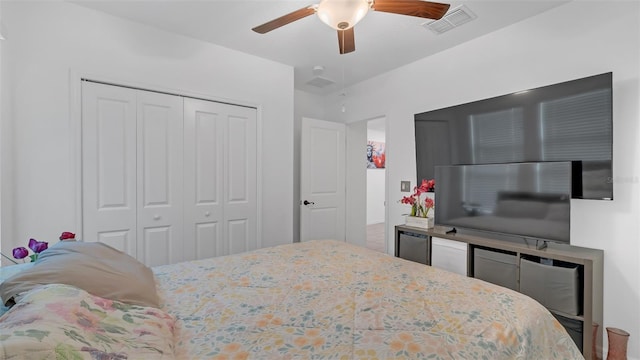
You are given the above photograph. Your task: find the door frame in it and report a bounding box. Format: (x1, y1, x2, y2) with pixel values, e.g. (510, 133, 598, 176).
(69, 70, 263, 247)
(346, 115, 390, 254)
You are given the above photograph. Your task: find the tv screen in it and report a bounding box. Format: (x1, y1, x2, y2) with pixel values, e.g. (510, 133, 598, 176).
(435, 162, 571, 244)
(416, 72, 612, 200)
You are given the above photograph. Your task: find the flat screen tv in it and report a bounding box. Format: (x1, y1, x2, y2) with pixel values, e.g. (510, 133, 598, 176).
(435, 162, 572, 244)
(416, 72, 613, 200)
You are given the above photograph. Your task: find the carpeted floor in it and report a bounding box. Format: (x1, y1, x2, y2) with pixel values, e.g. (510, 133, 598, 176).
(366, 222, 386, 253)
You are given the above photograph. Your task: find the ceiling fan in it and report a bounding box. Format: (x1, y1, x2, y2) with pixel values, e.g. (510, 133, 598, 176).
(252, 0, 450, 54)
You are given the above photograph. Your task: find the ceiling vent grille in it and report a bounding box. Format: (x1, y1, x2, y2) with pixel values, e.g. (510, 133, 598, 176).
(423, 5, 477, 35)
(306, 76, 335, 88)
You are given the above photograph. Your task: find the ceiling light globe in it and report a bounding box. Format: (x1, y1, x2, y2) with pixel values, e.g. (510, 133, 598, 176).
(316, 0, 370, 30)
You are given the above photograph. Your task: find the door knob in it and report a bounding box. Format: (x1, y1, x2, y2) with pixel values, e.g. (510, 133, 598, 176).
(153, 215, 161, 220)
(303, 200, 315, 205)
(205, 211, 211, 217)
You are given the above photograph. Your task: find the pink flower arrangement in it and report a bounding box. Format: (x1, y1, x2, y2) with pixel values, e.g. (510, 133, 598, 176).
(400, 179, 435, 218)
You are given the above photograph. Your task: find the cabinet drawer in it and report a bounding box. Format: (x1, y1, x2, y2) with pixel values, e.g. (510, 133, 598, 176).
(431, 237, 467, 276)
(398, 233, 428, 265)
(520, 258, 581, 315)
(553, 313, 583, 352)
(473, 248, 518, 291)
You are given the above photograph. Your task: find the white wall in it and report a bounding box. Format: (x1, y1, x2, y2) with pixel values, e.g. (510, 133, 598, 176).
(0, 4, 10, 266)
(367, 128, 385, 224)
(345, 120, 367, 247)
(0, 1, 294, 254)
(366, 170, 385, 224)
(322, 1, 640, 358)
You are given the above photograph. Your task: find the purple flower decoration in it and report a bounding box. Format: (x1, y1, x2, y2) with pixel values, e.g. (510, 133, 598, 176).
(12, 247, 29, 259)
(9, 238, 50, 262)
(28, 238, 48, 254)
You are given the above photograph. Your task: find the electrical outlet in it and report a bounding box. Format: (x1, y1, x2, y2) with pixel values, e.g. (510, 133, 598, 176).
(400, 181, 411, 192)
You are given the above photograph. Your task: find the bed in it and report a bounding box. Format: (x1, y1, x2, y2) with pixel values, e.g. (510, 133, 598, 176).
(0, 239, 582, 359)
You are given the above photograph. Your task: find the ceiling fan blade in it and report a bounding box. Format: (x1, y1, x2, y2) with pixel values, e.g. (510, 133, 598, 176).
(338, 28, 355, 54)
(252, 6, 316, 34)
(372, 0, 450, 20)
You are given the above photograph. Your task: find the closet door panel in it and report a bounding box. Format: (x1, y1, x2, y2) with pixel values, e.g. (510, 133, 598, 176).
(81, 82, 137, 257)
(137, 91, 184, 266)
(228, 117, 249, 202)
(97, 231, 132, 255)
(196, 223, 220, 259)
(183, 98, 224, 260)
(228, 219, 249, 255)
(142, 226, 171, 266)
(224, 106, 258, 254)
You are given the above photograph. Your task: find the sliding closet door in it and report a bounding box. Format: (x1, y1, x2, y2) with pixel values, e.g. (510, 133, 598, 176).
(82, 82, 137, 256)
(83, 81, 257, 265)
(183, 98, 257, 260)
(136, 91, 184, 267)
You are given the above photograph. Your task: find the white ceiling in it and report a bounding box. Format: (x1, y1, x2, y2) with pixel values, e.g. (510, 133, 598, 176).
(73, 0, 570, 95)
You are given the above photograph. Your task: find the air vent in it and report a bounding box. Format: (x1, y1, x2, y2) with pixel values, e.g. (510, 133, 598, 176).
(423, 5, 477, 35)
(306, 76, 335, 88)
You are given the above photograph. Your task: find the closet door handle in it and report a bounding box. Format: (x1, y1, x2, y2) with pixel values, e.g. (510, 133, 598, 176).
(204, 211, 211, 217)
(303, 200, 315, 205)
(153, 215, 161, 220)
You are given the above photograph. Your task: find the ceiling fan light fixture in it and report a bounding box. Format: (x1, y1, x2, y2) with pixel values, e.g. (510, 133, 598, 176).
(316, 0, 371, 30)
(252, 0, 451, 54)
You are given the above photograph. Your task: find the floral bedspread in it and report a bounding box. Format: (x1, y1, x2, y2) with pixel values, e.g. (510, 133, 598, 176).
(0, 284, 175, 359)
(153, 240, 583, 359)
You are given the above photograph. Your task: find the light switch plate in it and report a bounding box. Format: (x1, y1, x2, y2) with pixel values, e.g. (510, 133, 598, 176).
(401, 181, 411, 192)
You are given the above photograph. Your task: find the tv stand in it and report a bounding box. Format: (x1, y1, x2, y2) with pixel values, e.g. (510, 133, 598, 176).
(395, 224, 603, 360)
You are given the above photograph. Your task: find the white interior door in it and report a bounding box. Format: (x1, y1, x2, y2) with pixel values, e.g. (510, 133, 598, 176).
(81, 82, 137, 255)
(183, 98, 257, 260)
(300, 118, 346, 242)
(136, 91, 184, 267)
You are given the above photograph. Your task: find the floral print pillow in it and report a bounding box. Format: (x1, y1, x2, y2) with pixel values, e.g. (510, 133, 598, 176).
(0, 284, 175, 359)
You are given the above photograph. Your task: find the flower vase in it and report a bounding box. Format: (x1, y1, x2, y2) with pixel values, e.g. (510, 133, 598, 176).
(405, 215, 434, 229)
(606, 327, 629, 360)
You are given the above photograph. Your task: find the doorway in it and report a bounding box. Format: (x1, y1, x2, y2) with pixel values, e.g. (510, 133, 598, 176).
(365, 117, 386, 252)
